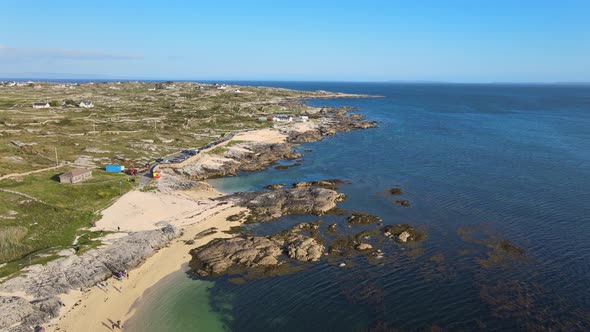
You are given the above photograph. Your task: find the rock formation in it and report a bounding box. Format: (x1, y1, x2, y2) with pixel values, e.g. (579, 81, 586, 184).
(0, 225, 179, 331)
(189, 223, 325, 277)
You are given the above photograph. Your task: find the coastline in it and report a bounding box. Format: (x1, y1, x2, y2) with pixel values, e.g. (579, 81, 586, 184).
(0, 100, 377, 332)
(47, 187, 245, 332)
(46, 121, 326, 331)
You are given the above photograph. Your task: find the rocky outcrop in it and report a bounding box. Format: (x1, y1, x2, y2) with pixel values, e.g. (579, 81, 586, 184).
(180, 143, 300, 180)
(381, 224, 423, 242)
(388, 187, 403, 195)
(292, 179, 348, 189)
(228, 186, 346, 223)
(287, 130, 323, 143)
(0, 225, 179, 331)
(189, 223, 325, 277)
(287, 112, 377, 143)
(347, 212, 382, 225)
(0, 296, 47, 332)
(394, 200, 411, 207)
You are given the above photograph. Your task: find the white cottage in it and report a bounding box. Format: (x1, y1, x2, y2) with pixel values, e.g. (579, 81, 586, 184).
(272, 114, 293, 122)
(79, 101, 94, 108)
(32, 102, 50, 109)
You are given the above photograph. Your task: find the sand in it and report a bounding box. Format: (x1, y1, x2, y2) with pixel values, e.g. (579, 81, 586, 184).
(95, 187, 226, 232)
(46, 185, 246, 332)
(228, 121, 317, 144)
(43, 124, 317, 331)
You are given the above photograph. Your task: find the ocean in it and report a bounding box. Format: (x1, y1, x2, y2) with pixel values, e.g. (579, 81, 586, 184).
(127, 82, 590, 331)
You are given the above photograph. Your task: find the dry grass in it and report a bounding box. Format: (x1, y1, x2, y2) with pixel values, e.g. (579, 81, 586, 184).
(0, 226, 29, 262)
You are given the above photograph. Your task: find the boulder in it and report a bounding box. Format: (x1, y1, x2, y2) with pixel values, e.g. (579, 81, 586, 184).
(356, 243, 373, 251)
(347, 212, 382, 225)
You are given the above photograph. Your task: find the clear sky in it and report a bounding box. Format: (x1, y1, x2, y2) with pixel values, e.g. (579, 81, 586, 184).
(1, 0, 589, 82)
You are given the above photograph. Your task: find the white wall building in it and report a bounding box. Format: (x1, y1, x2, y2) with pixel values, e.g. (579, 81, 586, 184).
(272, 114, 293, 122)
(32, 102, 50, 109)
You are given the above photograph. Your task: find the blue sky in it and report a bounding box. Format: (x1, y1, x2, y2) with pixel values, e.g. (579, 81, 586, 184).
(1, 0, 589, 82)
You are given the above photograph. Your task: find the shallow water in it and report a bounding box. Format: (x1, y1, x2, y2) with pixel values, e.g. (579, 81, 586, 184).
(127, 83, 590, 331)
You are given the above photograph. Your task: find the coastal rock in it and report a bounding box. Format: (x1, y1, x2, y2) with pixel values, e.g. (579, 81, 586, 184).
(265, 184, 285, 190)
(388, 187, 403, 195)
(180, 143, 300, 180)
(0, 226, 179, 331)
(394, 200, 411, 207)
(381, 224, 423, 242)
(398, 231, 411, 243)
(293, 179, 347, 189)
(347, 212, 382, 225)
(189, 236, 283, 276)
(287, 130, 323, 143)
(189, 223, 325, 277)
(228, 186, 346, 223)
(286, 235, 324, 261)
(356, 243, 373, 251)
(327, 223, 338, 233)
(0, 296, 46, 331)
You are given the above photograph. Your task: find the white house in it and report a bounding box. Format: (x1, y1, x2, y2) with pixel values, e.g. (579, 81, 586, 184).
(33, 102, 50, 109)
(297, 116, 309, 122)
(79, 101, 94, 108)
(272, 114, 293, 122)
(234, 89, 241, 93)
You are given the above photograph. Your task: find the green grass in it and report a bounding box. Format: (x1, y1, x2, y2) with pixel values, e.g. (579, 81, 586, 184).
(0, 169, 136, 266)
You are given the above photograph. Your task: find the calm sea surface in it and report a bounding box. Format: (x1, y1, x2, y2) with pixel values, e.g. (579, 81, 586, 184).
(127, 82, 590, 331)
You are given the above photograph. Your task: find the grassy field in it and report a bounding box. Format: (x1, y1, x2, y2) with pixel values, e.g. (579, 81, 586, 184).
(0, 168, 135, 277)
(0, 81, 343, 277)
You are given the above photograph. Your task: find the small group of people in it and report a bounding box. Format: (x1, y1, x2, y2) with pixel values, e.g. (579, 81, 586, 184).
(115, 269, 129, 281)
(111, 320, 122, 329)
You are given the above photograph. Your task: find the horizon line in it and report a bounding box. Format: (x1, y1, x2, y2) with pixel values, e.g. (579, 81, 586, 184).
(0, 75, 588, 85)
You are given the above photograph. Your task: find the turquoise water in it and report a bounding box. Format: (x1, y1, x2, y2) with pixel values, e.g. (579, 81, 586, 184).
(128, 83, 590, 331)
(126, 268, 229, 331)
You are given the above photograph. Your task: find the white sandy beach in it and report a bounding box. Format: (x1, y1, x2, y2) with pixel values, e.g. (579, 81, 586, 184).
(47, 184, 246, 332)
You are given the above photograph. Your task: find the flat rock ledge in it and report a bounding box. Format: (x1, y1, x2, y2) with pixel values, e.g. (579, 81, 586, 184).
(179, 143, 300, 180)
(189, 223, 324, 277)
(227, 185, 346, 223)
(0, 225, 179, 332)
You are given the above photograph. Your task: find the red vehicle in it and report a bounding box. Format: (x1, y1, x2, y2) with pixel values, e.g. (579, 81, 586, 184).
(120, 159, 137, 175)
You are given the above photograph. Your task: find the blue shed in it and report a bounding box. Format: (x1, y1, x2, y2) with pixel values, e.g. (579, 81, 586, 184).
(105, 164, 123, 173)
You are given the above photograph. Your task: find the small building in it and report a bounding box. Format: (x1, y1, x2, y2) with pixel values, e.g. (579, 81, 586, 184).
(79, 101, 94, 108)
(297, 116, 309, 122)
(59, 168, 92, 184)
(234, 89, 241, 93)
(272, 114, 293, 122)
(33, 102, 50, 109)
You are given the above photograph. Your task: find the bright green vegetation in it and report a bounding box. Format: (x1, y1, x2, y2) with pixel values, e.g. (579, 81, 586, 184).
(0, 169, 135, 276)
